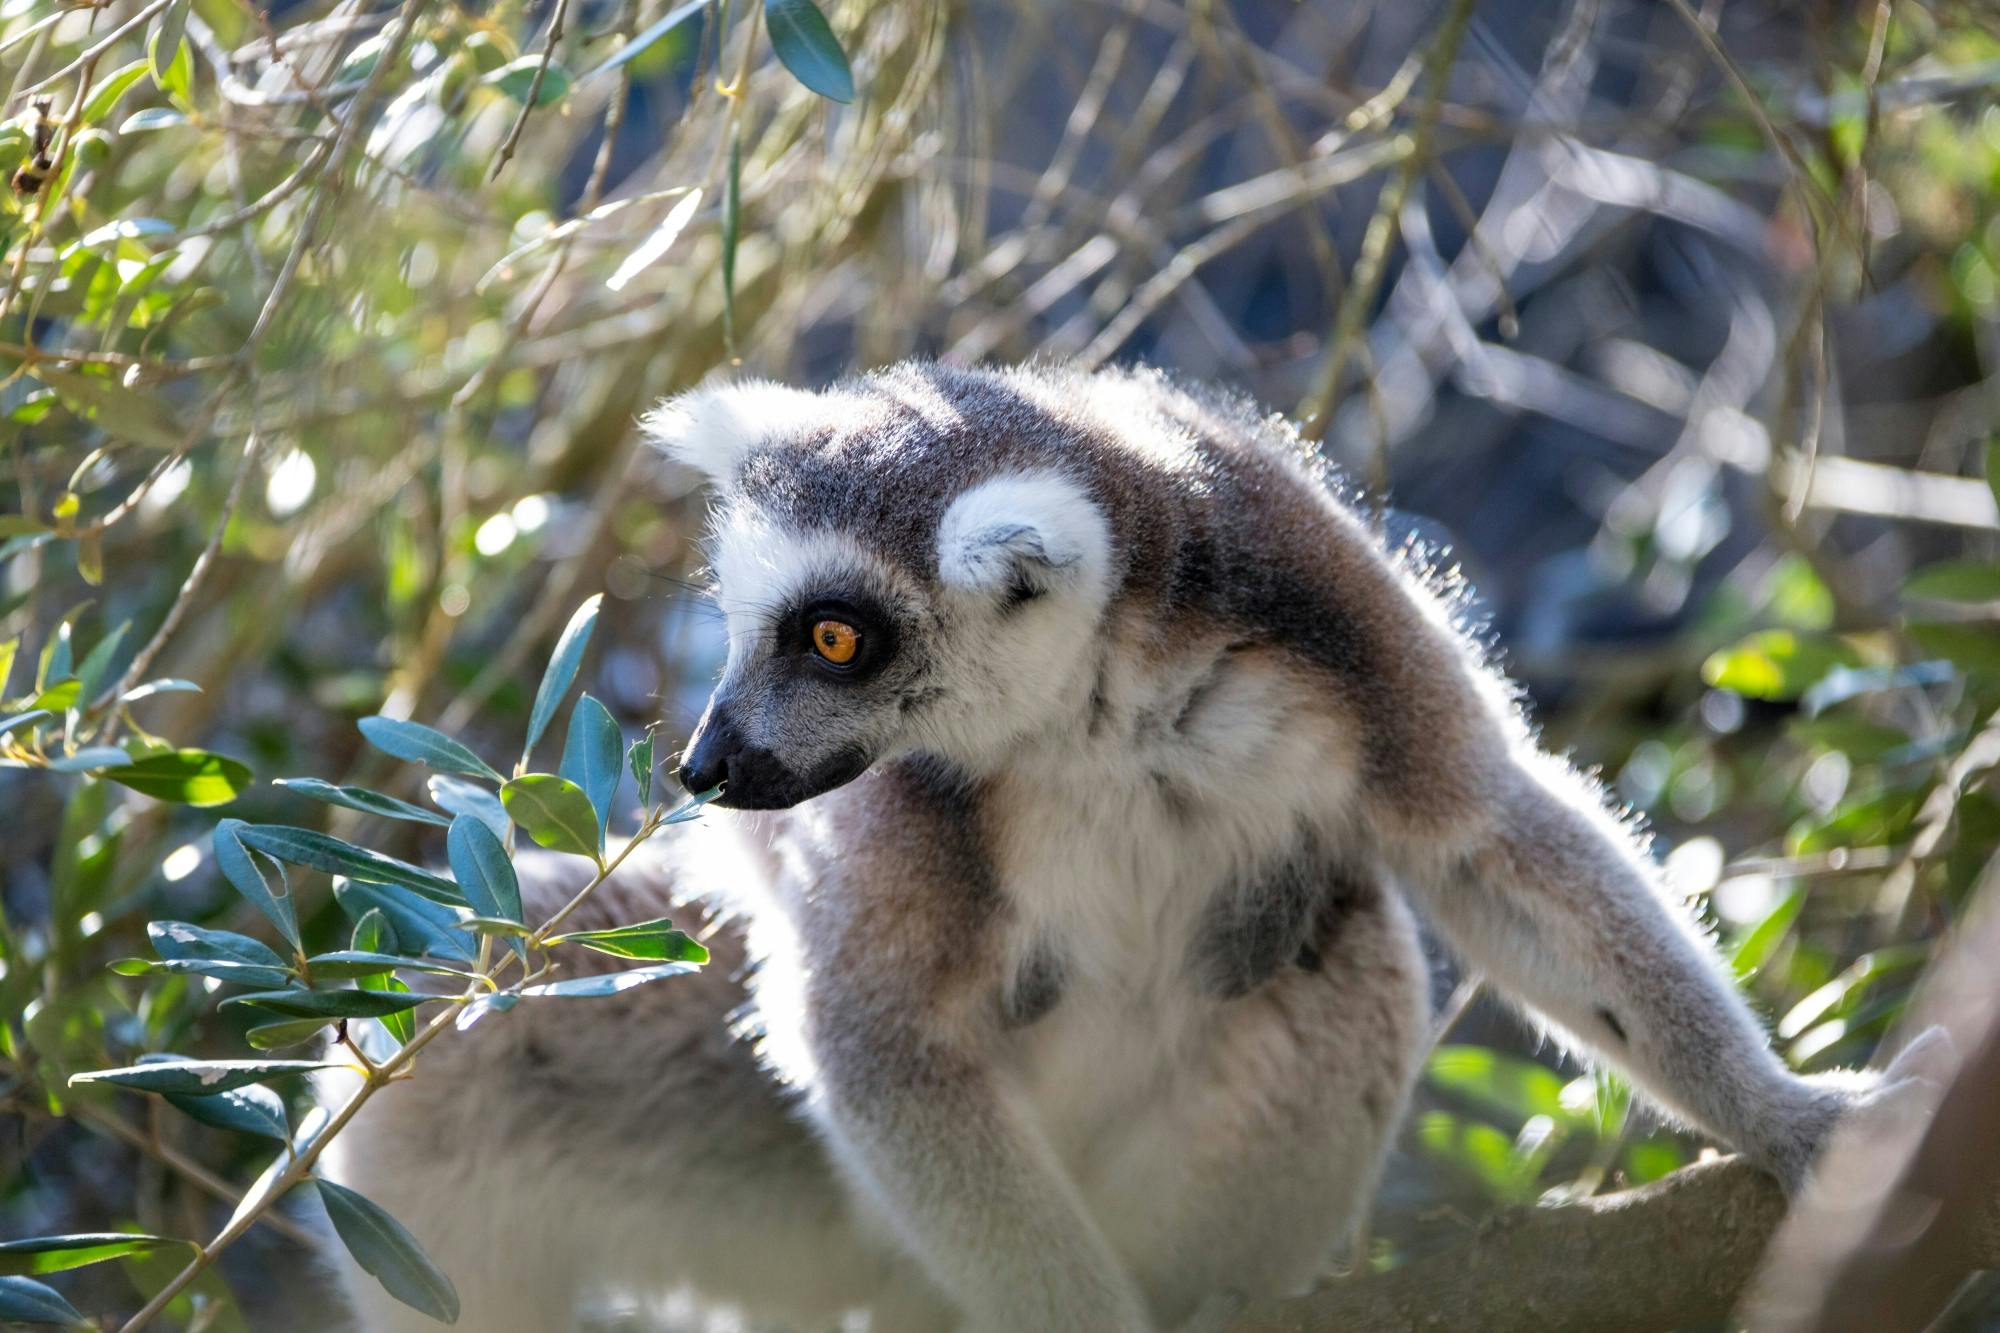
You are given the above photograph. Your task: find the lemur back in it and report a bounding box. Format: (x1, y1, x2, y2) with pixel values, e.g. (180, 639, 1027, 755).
(330, 362, 1911, 1333)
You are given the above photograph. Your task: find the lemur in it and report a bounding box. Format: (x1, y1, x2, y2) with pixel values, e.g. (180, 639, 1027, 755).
(327, 361, 1927, 1333)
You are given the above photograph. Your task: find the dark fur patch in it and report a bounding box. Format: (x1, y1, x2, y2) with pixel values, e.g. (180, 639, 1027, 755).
(1192, 836, 1370, 998)
(1001, 938, 1066, 1029)
(1596, 1007, 1629, 1043)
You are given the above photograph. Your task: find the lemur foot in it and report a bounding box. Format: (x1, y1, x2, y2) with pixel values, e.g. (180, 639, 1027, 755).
(1756, 1025, 1954, 1195)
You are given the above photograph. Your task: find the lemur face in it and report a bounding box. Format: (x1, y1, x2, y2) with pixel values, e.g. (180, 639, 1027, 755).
(651, 375, 1117, 809)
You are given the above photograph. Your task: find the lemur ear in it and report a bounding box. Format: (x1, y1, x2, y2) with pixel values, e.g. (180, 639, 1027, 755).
(642, 380, 824, 486)
(937, 473, 1112, 605)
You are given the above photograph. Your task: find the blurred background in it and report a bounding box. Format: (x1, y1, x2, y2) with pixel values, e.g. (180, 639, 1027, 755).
(4, 0, 2000, 1327)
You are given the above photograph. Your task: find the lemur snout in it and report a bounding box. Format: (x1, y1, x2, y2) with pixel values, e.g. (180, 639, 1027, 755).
(679, 708, 869, 810)
(678, 713, 743, 798)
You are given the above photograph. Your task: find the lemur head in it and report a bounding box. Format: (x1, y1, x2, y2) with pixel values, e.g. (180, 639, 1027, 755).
(647, 367, 1120, 809)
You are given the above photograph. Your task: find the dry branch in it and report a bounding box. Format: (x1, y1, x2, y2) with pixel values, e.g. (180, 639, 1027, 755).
(1229, 1153, 1997, 1333)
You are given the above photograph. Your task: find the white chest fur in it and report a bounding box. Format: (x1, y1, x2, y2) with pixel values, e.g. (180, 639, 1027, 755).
(985, 646, 1364, 1155)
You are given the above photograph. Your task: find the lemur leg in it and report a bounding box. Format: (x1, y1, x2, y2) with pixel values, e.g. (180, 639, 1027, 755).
(812, 1032, 1155, 1333)
(1397, 750, 1849, 1190)
(1083, 889, 1430, 1326)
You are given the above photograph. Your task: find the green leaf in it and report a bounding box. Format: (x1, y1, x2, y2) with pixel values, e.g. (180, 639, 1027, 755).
(1428, 1046, 1574, 1125)
(1908, 622, 2000, 678)
(71, 1058, 333, 1096)
(73, 619, 127, 700)
(313, 1180, 460, 1324)
(1903, 560, 2000, 602)
(233, 823, 463, 904)
(334, 881, 477, 964)
(628, 732, 655, 808)
(36, 612, 78, 690)
(0, 709, 52, 737)
(79, 59, 151, 126)
(582, 0, 704, 83)
(764, 0, 853, 102)
(149, 920, 288, 970)
(446, 815, 522, 927)
(146, 0, 190, 87)
(163, 1082, 290, 1140)
(222, 987, 430, 1020)
(427, 774, 509, 840)
(1700, 630, 1862, 702)
(0, 1276, 84, 1325)
(483, 55, 573, 105)
(276, 777, 450, 827)
(548, 918, 708, 963)
(0, 1232, 185, 1276)
(1987, 439, 2000, 517)
(306, 951, 472, 980)
(245, 1018, 331, 1051)
(118, 107, 187, 133)
(36, 366, 186, 449)
(351, 909, 414, 1043)
(357, 716, 504, 782)
(500, 774, 600, 860)
(558, 693, 622, 847)
(120, 677, 200, 703)
(46, 745, 128, 772)
(521, 962, 698, 997)
(103, 749, 252, 806)
(213, 821, 300, 951)
(31, 679, 80, 715)
(524, 594, 600, 763)
(1731, 885, 1806, 978)
(114, 956, 294, 988)
(721, 125, 740, 351)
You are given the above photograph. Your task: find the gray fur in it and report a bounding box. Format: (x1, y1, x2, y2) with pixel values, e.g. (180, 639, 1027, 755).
(328, 361, 1912, 1333)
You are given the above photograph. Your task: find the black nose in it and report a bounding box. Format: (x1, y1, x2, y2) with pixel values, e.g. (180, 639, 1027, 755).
(678, 716, 741, 796)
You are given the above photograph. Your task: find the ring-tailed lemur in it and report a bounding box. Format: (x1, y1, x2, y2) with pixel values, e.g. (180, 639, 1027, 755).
(327, 362, 1928, 1333)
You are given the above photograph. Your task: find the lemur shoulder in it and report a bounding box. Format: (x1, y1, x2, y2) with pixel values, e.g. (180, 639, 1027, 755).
(328, 361, 1927, 1333)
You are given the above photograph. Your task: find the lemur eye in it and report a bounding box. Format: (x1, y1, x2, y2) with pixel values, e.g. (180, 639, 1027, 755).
(811, 619, 861, 666)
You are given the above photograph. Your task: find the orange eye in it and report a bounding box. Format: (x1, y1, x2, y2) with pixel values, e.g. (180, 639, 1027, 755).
(811, 619, 860, 666)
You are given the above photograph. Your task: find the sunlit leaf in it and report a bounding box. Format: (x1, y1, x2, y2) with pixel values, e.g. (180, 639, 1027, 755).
(548, 918, 708, 963)
(103, 749, 252, 806)
(583, 0, 705, 83)
(1903, 560, 2000, 602)
(276, 777, 450, 827)
(447, 815, 522, 929)
(71, 1058, 334, 1096)
(427, 774, 509, 841)
(1701, 630, 1862, 702)
(628, 732, 655, 808)
(521, 962, 698, 997)
(214, 820, 300, 951)
(222, 987, 431, 1020)
(358, 716, 504, 783)
(333, 881, 477, 964)
(524, 595, 600, 763)
(500, 774, 599, 860)
(232, 823, 462, 904)
(484, 55, 573, 105)
(0, 1232, 186, 1276)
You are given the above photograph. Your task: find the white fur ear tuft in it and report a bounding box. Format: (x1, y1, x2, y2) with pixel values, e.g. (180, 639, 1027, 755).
(938, 472, 1112, 604)
(642, 380, 826, 485)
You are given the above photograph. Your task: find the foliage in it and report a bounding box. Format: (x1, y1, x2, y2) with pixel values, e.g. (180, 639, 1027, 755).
(4, 0, 2000, 1327)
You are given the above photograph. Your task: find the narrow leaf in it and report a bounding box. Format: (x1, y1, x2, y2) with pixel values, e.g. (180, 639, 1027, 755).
(524, 595, 600, 763)
(0, 1232, 184, 1276)
(427, 774, 509, 841)
(70, 1059, 333, 1096)
(214, 820, 300, 951)
(103, 748, 252, 806)
(557, 693, 622, 848)
(357, 716, 503, 782)
(277, 777, 450, 827)
(0, 1276, 84, 1325)
(765, 0, 854, 102)
(549, 918, 708, 963)
(521, 962, 698, 997)
(148, 919, 287, 969)
(306, 951, 472, 980)
(627, 732, 655, 808)
(245, 1018, 331, 1051)
(447, 816, 522, 926)
(79, 58, 150, 125)
(582, 0, 705, 83)
(314, 1180, 461, 1323)
(223, 987, 430, 1020)
(334, 881, 477, 964)
(234, 824, 462, 904)
(164, 1082, 290, 1140)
